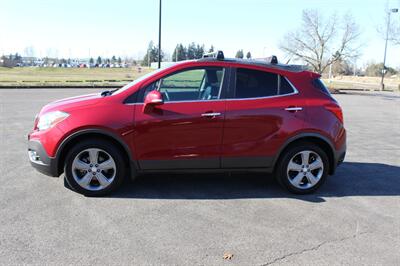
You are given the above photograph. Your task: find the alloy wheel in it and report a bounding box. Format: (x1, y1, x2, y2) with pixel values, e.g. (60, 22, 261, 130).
(286, 150, 324, 189)
(71, 148, 116, 191)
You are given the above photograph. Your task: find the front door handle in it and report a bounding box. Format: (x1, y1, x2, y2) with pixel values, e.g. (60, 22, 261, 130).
(201, 112, 221, 117)
(284, 107, 303, 112)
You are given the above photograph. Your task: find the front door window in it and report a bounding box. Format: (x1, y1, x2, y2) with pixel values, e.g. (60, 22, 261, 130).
(142, 67, 225, 102)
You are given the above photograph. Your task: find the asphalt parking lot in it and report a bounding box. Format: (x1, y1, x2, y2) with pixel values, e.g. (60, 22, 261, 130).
(0, 88, 399, 265)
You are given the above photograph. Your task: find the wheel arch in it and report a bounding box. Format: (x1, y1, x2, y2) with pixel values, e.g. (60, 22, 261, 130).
(273, 133, 336, 175)
(55, 129, 137, 176)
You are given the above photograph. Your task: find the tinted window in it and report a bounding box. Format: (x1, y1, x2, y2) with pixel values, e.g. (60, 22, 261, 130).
(235, 68, 278, 98)
(141, 67, 224, 102)
(313, 79, 331, 95)
(279, 76, 295, 95)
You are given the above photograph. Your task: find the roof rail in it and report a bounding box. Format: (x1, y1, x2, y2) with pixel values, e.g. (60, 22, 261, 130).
(265, 55, 278, 64)
(202, 50, 224, 60)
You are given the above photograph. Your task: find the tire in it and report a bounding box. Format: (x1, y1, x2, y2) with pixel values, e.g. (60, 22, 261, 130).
(64, 139, 126, 196)
(276, 142, 329, 194)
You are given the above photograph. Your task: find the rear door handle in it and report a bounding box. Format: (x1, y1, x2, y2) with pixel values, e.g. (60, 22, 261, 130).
(201, 112, 221, 117)
(284, 107, 303, 112)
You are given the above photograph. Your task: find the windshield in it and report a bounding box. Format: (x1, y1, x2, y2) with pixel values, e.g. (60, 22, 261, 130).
(112, 67, 166, 95)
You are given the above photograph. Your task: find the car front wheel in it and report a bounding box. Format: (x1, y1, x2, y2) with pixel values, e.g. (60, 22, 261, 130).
(64, 139, 126, 196)
(276, 143, 329, 194)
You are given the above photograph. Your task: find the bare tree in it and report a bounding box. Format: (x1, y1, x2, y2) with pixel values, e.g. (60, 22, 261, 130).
(279, 9, 361, 74)
(384, 13, 400, 45)
(376, 5, 400, 46)
(389, 26, 400, 45)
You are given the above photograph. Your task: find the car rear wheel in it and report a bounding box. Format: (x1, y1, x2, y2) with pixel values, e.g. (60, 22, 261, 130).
(64, 139, 126, 196)
(276, 143, 329, 194)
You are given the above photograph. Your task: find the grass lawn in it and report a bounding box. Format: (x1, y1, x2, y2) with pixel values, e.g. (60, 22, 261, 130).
(323, 76, 400, 91)
(0, 67, 153, 87)
(0, 66, 209, 89)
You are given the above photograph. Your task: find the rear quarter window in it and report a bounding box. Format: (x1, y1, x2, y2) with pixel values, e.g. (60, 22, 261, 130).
(279, 77, 295, 95)
(313, 79, 331, 95)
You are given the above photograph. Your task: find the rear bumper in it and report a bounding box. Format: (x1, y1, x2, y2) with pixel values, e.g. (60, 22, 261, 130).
(28, 140, 59, 177)
(337, 149, 346, 165)
(331, 141, 346, 174)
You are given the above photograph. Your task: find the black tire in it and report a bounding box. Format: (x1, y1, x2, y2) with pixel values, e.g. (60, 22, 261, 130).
(275, 142, 329, 194)
(64, 139, 126, 196)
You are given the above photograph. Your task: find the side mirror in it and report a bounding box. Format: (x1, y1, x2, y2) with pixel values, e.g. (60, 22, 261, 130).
(143, 90, 163, 112)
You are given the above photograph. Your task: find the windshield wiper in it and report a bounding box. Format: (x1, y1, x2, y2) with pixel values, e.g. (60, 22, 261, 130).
(101, 88, 118, 97)
(101, 90, 112, 96)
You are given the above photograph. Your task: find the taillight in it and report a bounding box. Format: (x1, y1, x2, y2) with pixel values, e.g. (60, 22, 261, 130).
(325, 103, 344, 124)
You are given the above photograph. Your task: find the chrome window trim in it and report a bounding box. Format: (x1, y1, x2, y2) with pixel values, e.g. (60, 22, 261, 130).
(124, 76, 299, 105)
(226, 76, 298, 102)
(125, 98, 227, 105)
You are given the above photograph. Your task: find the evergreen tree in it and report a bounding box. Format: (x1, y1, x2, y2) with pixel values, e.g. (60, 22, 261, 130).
(172, 44, 187, 62)
(195, 44, 205, 59)
(208, 45, 214, 53)
(172, 44, 179, 62)
(186, 42, 196, 60)
(89, 57, 94, 64)
(117, 57, 122, 64)
(12, 53, 22, 63)
(235, 49, 244, 59)
(142, 41, 164, 66)
(96, 56, 102, 64)
(111, 55, 116, 63)
(246, 51, 252, 59)
(181, 44, 187, 60)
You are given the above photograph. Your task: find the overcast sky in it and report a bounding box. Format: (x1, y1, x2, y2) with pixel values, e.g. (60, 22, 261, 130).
(0, 0, 399, 67)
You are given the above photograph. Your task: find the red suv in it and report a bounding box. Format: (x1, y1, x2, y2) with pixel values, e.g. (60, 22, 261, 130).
(28, 51, 346, 196)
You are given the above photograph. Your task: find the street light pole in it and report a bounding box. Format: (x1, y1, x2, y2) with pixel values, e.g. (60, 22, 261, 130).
(158, 0, 162, 69)
(380, 8, 398, 91)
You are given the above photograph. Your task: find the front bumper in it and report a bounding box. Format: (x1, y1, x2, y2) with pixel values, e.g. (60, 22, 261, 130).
(28, 140, 59, 177)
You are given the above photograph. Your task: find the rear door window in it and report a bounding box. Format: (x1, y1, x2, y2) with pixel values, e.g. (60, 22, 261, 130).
(234, 68, 295, 99)
(235, 68, 278, 98)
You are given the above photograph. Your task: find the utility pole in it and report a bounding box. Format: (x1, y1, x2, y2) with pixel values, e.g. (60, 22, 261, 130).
(158, 0, 162, 69)
(381, 8, 398, 91)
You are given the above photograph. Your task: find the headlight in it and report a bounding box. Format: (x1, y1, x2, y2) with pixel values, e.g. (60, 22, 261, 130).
(37, 111, 69, 131)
